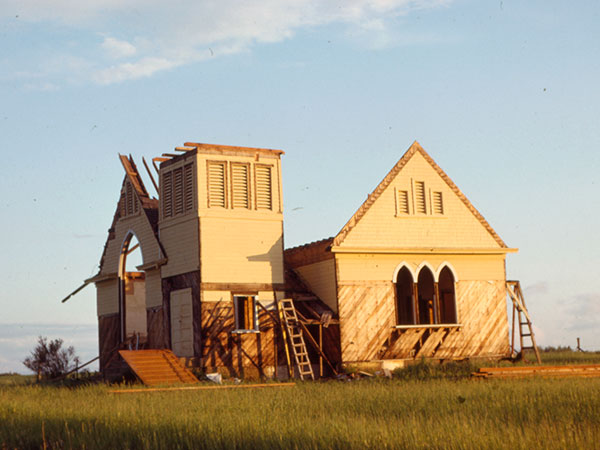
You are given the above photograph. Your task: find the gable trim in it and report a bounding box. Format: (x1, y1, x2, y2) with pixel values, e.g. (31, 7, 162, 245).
(331, 141, 508, 248)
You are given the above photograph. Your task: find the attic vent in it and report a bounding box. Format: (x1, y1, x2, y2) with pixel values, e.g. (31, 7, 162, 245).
(433, 191, 444, 215)
(162, 171, 173, 218)
(208, 161, 227, 208)
(414, 181, 426, 214)
(397, 190, 409, 215)
(119, 192, 126, 217)
(255, 165, 272, 210)
(184, 163, 194, 212)
(173, 167, 184, 215)
(231, 163, 250, 209)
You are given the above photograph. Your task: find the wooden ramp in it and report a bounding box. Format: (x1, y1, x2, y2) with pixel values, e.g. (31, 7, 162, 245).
(119, 350, 199, 386)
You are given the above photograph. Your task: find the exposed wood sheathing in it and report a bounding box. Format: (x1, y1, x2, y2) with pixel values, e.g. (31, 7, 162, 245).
(98, 314, 120, 371)
(338, 280, 510, 361)
(200, 302, 278, 378)
(338, 282, 395, 362)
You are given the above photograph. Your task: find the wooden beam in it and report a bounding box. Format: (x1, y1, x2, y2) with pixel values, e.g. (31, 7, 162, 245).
(142, 156, 159, 195)
(297, 320, 338, 376)
(61, 280, 92, 303)
(200, 282, 286, 291)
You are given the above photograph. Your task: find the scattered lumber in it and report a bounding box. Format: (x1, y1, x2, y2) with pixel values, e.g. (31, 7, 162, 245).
(474, 364, 600, 379)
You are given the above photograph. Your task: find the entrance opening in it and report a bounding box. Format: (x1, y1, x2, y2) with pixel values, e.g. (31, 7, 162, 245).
(417, 267, 435, 324)
(395, 267, 415, 325)
(119, 233, 148, 344)
(438, 266, 457, 323)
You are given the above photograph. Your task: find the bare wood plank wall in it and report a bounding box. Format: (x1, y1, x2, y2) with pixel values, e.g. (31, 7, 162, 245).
(338, 282, 396, 362)
(200, 303, 278, 378)
(341, 280, 510, 361)
(98, 314, 120, 371)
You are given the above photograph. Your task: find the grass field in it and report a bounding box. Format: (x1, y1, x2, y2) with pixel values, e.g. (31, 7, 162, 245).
(1, 351, 599, 449)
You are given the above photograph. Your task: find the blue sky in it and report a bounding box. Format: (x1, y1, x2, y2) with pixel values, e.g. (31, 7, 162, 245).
(1, 0, 599, 373)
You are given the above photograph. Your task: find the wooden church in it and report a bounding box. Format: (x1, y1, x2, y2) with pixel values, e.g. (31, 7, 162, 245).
(70, 140, 536, 380)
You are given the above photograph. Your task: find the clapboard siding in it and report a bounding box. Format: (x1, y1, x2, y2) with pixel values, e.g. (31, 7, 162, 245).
(101, 213, 162, 275)
(200, 217, 283, 284)
(339, 152, 501, 249)
(160, 217, 200, 278)
(336, 253, 506, 282)
(145, 269, 162, 308)
(97, 279, 119, 316)
(294, 259, 338, 313)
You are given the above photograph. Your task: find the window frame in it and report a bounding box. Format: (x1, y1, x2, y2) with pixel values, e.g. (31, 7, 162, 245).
(232, 294, 259, 333)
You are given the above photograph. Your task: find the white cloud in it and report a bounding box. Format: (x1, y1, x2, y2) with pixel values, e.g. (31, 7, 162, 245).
(101, 37, 137, 59)
(3, 0, 452, 85)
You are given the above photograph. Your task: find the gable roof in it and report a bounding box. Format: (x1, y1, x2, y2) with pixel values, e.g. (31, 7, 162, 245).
(332, 141, 507, 248)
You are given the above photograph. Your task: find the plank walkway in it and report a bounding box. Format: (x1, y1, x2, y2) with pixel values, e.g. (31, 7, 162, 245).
(119, 349, 199, 386)
(474, 364, 600, 379)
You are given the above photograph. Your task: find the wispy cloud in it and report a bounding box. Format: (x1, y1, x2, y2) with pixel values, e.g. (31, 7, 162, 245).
(2, 0, 452, 86)
(560, 293, 600, 333)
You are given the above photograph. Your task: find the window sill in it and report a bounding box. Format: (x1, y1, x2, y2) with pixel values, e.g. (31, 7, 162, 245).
(231, 329, 260, 334)
(393, 324, 462, 330)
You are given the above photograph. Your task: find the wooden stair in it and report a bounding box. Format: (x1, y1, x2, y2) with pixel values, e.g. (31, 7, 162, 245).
(119, 349, 199, 386)
(278, 298, 315, 380)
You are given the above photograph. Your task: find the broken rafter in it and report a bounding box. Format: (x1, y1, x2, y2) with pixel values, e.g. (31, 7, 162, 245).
(142, 156, 159, 196)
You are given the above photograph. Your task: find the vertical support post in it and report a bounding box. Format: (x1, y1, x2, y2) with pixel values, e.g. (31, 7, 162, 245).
(412, 283, 419, 324)
(433, 282, 440, 324)
(319, 324, 323, 378)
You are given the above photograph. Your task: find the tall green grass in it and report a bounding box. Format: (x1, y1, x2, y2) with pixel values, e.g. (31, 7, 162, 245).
(1, 377, 599, 449)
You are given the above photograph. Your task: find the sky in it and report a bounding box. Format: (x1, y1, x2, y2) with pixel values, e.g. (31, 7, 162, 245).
(1, 0, 599, 373)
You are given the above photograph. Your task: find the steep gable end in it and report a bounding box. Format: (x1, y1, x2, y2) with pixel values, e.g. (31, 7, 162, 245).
(98, 156, 165, 275)
(332, 142, 507, 249)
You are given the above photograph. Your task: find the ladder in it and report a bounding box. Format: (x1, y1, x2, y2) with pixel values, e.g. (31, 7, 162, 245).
(277, 298, 315, 380)
(507, 280, 542, 364)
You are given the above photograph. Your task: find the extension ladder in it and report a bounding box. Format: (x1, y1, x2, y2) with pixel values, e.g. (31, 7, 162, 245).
(507, 280, 542, 364)
(277, 298, 315, 380)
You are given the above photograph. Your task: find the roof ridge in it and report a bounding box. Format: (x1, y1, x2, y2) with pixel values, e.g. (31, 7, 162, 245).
(332, 141, 507, 248)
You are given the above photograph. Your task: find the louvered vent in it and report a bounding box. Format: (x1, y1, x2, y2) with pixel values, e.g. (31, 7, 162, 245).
(184, 163, 194, 211)
(397, 190, 409, 215)
(173, 167, 184, 215)
(255, 165, 272, 210)
(119, 192, 126, 217)
(414, 181, 426, 214)
(433, 191, 444, 215)
(208, 162, 226, 208)
(162, 171, 173, 218)
(231, 163, 250, 209)
(126, 182, 134, 216)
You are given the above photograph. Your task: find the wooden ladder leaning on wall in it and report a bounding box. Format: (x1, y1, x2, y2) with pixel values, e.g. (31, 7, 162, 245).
(277, 298, 315, 380)
(506, 280, 542, 364)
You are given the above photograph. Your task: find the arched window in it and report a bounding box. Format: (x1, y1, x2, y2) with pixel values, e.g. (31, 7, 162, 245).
(417, 267, 435, 324)
(395, 267, 415, 325)
(438, 266, 457, 324)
